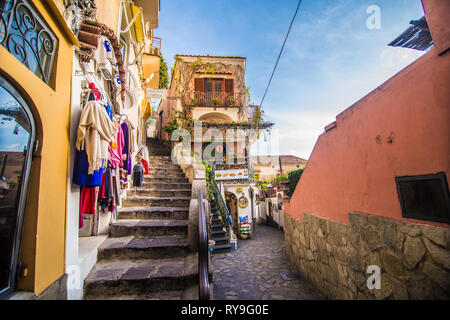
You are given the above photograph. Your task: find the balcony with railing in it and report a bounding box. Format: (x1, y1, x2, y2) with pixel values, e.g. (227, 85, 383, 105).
(184, 91, 245, 108)
(144, 36, 161, 56)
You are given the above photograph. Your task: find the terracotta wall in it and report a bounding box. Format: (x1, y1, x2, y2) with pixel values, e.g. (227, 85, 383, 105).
(285, 46, 450, 228)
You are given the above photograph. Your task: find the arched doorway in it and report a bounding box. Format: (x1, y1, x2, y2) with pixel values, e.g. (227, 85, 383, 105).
(225, 191, 238, 234)
(0, 75, 36, 297)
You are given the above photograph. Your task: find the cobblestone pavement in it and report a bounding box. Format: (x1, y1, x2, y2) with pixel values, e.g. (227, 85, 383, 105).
(211, 224, 324, 300)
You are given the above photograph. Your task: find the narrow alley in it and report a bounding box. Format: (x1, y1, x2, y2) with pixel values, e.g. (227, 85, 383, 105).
(212, 225, 323, 300)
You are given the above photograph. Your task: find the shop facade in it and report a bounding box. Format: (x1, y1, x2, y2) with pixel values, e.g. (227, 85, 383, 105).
(61, 0, 161, 299)
(0, 0, 79, 299)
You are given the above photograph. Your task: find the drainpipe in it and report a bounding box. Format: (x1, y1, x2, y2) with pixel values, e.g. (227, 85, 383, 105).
(278, 156, 283, 175)
(1, 154, 7, 177)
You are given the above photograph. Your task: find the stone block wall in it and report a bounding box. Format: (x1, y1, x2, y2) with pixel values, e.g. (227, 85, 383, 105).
(284, 212, 450, 299)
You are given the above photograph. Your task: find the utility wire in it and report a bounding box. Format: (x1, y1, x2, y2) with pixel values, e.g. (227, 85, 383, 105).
(259, 0, 302, 109)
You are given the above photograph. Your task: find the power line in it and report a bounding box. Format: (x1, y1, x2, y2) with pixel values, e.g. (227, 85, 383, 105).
(259, 0, 302, 109)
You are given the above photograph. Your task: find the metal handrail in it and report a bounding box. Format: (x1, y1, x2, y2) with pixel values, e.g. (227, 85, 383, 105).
(209, 168, 232, 237)
(198, 189, 210, 300)
(185, 91, 244, 107)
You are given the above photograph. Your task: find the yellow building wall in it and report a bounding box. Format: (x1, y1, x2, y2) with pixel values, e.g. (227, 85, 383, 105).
(0, 0, 76, 295)
(96, 0, 121, 34)
(143, 54, 160, 89)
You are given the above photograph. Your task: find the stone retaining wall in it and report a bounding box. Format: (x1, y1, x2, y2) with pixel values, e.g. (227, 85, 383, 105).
(284, 212, 450, 299)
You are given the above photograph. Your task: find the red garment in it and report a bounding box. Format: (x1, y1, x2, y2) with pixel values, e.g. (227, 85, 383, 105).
(79, 186, 98, 228)
(80, 186, 97, 214)
(98, 171, 106, 199)
(88, 83, 102, 100)
(141, 159, 149, 174)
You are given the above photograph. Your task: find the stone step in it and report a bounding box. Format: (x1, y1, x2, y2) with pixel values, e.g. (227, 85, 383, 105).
(212, 217, 221, 224)
(211, 230, 227, 237)
(122, 196, 191, 208)
(212, 224, 225, 231)
(83, 255, 198, 298)
(146, 170, 184, 176)
(110, 219, 188, 238)
(84, 290, 184, 300)
(118, 207, 189, 220)
(128, 189, 191, 198)
(146, 168, 184, 174)
(147, 165, 180, 170)
(148, 148, 171, 153)
(144, 177, 189, 183)
(139, 182, 192, 190)
(212, 243, 232, 253)
(147, 159, 176, 164)
(97, 235, 188, 261)
(211, 236, 228, 245)
(148, 156, 172, 160)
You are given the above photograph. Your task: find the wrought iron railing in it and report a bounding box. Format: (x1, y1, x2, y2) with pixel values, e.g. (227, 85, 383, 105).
(145, 36, 161, 56)
(0, 0, 58, 84)
(198, 189, 210, 300)
(209, 167, 232, 237)
(185, 91, 244, 107)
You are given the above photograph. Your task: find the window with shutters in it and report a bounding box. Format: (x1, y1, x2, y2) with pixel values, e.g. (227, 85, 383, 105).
(192, 78, 235, 107)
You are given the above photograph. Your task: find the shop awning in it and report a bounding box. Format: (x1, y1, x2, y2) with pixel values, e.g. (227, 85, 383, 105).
(388, 16, 433, 51)
(131, 3, 145, 44)
(121, 2, 145, 44)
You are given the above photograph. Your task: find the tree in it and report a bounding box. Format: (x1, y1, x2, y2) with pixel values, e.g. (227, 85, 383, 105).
(159, 54, 169, 89)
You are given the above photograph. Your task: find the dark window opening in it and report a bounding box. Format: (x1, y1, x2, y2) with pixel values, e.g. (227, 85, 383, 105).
(396, 173, 450, 224)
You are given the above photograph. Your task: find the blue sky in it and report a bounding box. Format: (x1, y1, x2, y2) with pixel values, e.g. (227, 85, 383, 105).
(0, 87, 30, 152)
(156, 0, 426, 159)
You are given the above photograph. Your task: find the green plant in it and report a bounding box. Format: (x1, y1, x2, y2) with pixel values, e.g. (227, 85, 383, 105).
(163, 110, 195, 137)
(212, 97, 220, 106)
(190, 97, 199, 106)
(270, 172, 289, 186)
(202, 160, 214, 200)
(159, 54, 169, 89)
(287, 168, 304, 197)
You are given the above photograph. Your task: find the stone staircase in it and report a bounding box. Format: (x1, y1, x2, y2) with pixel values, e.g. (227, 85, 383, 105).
(210, 202, 232, 253)
(83, 139, 200, 300)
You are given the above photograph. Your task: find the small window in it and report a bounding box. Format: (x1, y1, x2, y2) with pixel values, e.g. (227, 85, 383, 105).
(0, 0, 58, 85)
(396, 173, 450, 223)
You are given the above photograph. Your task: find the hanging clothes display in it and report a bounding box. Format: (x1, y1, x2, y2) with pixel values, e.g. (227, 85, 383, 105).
(98, 163, 114, 212)
(76, 99, 117, 174)
(138, 145, 149, 174)
(108, 122, 125, 168)
(74, 19, 132, 230)
(73, 149, 104, 187)
(120, 118, 136, 190)
(121, 121, 132, 174)
(112, 167, 122, 207)
(132, 161, 144, 187)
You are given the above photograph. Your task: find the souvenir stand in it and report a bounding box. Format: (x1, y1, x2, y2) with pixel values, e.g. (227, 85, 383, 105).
(71, 18, 138, 236)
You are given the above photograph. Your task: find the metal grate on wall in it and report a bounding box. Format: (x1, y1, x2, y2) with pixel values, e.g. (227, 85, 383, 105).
(0, 0, 58, 84)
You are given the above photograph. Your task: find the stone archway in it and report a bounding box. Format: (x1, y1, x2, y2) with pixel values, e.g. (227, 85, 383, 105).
(198, 112, 234, 123)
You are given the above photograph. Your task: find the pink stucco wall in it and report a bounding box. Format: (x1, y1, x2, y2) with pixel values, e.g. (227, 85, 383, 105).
(285, 45, 450, 228)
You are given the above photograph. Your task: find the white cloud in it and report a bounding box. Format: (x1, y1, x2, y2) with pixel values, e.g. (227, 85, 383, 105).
(251, 110, 337, 159)
(379, 46, 425, 73)
(5, 144, 20, 151)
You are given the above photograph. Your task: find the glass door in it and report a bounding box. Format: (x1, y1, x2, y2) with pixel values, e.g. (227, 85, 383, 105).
(0, 75, 35, 297)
